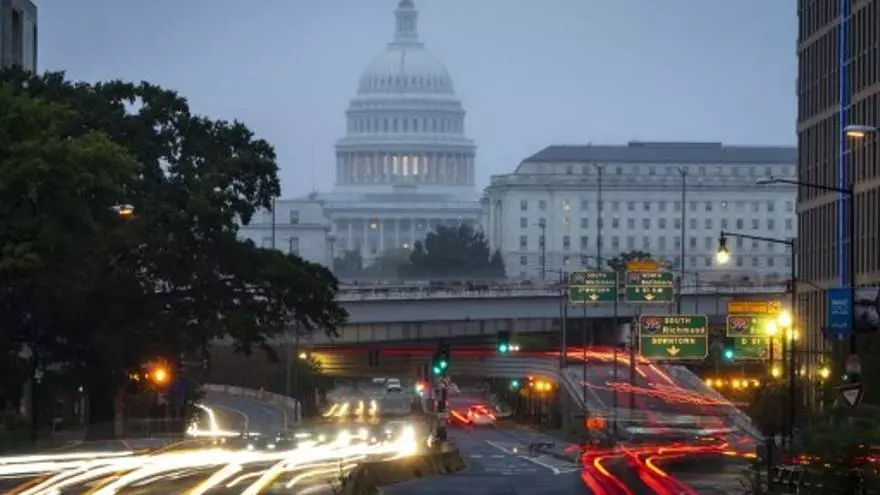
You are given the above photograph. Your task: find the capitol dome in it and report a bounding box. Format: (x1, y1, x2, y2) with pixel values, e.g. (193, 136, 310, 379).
(335, 0, 476, 192)
(356, 0, 454, 96)
(357, 44, 455, 96)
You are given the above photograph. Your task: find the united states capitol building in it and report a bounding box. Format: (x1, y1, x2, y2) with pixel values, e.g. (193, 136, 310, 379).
(239, 1, 798, 285)
(238, 0, 482, 267)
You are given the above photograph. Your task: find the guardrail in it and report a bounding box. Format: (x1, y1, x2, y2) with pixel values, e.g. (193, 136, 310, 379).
(336, 285, 788, 302)
(203, 384, 302, 429)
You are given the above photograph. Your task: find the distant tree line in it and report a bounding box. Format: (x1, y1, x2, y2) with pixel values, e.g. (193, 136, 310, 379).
(333, 224, 505, 280)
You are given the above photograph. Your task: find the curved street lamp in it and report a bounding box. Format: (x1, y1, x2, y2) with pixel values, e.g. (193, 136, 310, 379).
(715, 234, 730, 265)
(843, 124, 879, 139)
(112, 204, 135, 217)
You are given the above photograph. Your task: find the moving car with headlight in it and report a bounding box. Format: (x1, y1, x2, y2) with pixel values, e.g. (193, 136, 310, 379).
(467, 405, 496, 426)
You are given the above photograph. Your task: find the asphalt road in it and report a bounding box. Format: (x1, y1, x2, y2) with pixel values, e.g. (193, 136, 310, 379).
(202, 392, 287, 434)
(383, 425, 584, 495)
(665, 455, 751, 493)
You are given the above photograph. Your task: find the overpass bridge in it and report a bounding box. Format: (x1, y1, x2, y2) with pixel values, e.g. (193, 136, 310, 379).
(313, 284, 788, 344)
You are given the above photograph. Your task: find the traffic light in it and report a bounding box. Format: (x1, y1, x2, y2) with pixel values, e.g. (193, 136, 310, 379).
(143, 361, 172, 389)
(432, 343, 451, 377)
(723, 348, 735, 361)
(497, 331, 510, 354)
(414, 381, 427, 395)
(510, 379, 521, 390)
(368, 348, 379, 367)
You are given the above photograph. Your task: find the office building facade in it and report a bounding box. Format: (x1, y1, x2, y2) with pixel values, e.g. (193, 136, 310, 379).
(797, 1, 880, 378)
(0, 0, 37, 72)
(484, 141, 797, 284)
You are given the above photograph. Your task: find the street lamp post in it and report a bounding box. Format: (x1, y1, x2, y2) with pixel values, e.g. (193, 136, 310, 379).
(592, 164, 604, 267)
(676, 167, 687, 314)
(271, 197, 277, 250)
(717, 230, 797, 450)
(756, 174, 857, 425)
(538, 220, 547, 282)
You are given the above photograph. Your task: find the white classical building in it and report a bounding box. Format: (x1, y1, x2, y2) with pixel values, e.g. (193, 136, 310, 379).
(484, 141, 798, 284)
(239, 194, 335, 266)
(240, 0, 482, 267)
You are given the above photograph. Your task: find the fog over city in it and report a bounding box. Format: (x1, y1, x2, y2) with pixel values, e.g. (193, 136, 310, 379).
(39, 0, 796, 196)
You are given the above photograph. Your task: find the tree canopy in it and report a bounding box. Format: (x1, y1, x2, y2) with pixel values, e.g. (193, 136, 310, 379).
(408, 224, 505, 279)
(0, 69, 347, 438)
(606, 250, 653, 272)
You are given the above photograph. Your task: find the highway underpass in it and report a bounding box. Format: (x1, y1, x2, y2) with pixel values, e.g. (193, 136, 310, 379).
(311, 346, 762, 440)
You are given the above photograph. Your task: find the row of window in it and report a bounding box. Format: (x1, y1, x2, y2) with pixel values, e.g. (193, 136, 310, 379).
(528, 163, 796, 178)
(521, 198, 795, 213)
(262, 210, 300, 224)
(348, 115, 463, 134)
(362, 74, 451, 92)
(261, 237, 299, 254)
(521, 216, 795, 232)
(518, 254, 792, 269)
(520, 234, 794, 252)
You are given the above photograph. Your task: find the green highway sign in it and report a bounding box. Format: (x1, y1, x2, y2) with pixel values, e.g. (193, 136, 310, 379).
(732, 336, 772, 359)
(638, 314, 708, 360)
(568, 271, 617, 303)
(625, 271, 675, 303)
(726, 315, 782, 360)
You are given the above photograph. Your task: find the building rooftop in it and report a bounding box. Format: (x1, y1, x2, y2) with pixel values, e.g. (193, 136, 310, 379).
(520, 141, 796, 168)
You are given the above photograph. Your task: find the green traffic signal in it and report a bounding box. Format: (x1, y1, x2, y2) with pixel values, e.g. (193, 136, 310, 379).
(432, 365, 442, 375)
(510, 379, 520, 389)
(723, 348, 734, 361)
(498, 343, 509, 354)
(439, 360, 448, 369)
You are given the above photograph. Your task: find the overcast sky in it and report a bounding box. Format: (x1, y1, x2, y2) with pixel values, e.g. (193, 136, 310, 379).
(39, 0, 796, 197)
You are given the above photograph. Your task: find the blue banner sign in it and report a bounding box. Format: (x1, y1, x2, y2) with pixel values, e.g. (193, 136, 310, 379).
(827, 288, 854, 336)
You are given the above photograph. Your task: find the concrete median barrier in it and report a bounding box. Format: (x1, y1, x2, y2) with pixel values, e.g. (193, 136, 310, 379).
(341, 449, 467, 495)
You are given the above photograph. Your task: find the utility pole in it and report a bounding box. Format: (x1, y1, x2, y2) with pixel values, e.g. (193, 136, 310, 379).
(560, 269, 568, 368)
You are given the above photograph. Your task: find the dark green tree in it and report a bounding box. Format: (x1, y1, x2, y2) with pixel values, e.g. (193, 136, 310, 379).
(0, 81, 141, 439)
(0, 69, 347, 439)
(333, 249, 363, 278)
(408, 224, 505, 279)
(360, 248, 412, 279)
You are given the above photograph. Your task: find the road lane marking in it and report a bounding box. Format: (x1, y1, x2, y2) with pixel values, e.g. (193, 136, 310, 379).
(484, 440, 579, 475)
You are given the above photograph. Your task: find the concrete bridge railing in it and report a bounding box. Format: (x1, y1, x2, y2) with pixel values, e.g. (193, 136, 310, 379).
(203, 384, 302, 429)
(336, 284, 788, 302)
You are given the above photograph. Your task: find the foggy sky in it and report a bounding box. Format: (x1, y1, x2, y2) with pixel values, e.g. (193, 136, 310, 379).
(38, 0, 796, 197)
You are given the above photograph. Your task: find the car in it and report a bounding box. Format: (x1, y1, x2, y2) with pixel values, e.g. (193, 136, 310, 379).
(270, 430, 300, 450)
(467, 405, 496, 426)
(386, 383, 403, 393)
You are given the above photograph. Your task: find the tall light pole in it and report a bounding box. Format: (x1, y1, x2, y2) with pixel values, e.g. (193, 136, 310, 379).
(676, 167, 687, 314)
(757, 175, 856, 419)
(271, 197, 277, 250)
(717, 230, 796, 450)
(591, 164, 604, 267)
(537, 220, 547, 281)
